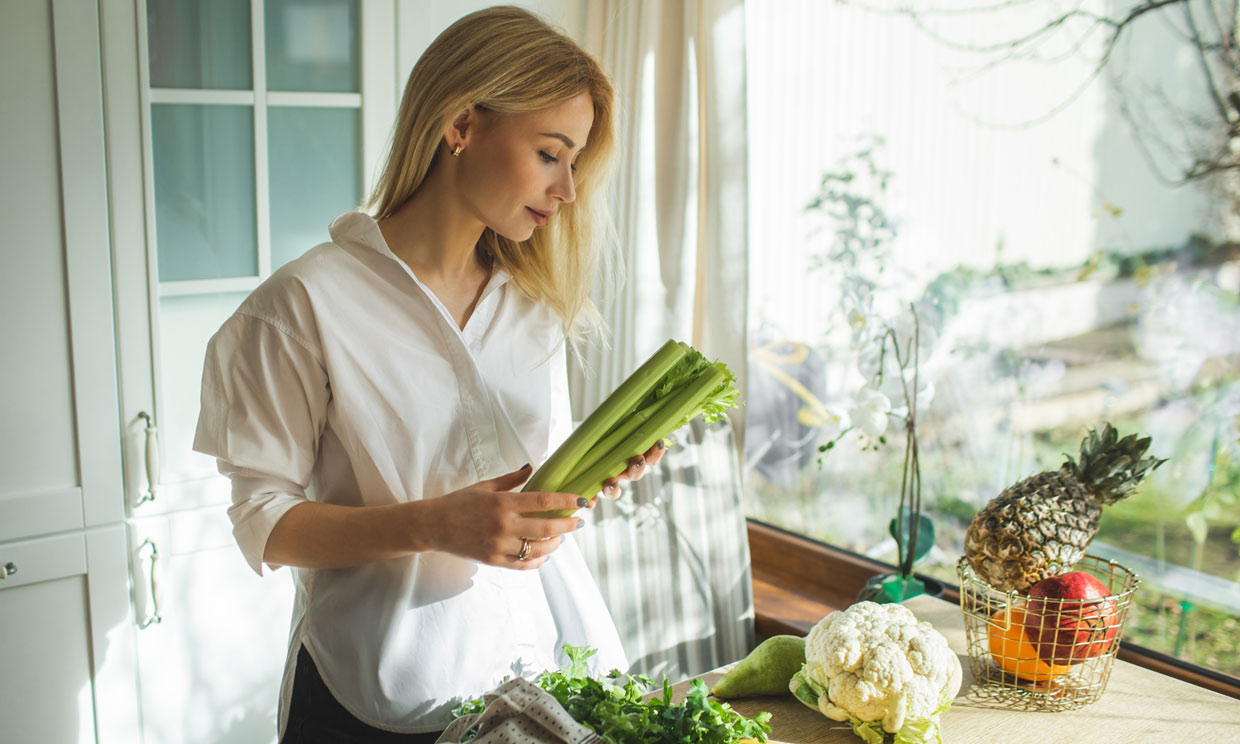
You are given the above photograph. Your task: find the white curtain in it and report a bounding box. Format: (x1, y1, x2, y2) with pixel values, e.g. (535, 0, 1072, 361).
(570, 0, 749, 444)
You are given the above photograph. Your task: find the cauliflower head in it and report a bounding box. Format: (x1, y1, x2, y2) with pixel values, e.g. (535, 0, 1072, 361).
(789, 601, 962, 744)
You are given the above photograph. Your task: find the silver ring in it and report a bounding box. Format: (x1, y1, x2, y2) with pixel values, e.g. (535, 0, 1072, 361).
(517, 538, 532, 561)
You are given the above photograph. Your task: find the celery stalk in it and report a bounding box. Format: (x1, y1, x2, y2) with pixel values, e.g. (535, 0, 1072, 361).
(557, 388, 679, 487)
(558, 366, 726, 499)
(524, 339, 687, 494)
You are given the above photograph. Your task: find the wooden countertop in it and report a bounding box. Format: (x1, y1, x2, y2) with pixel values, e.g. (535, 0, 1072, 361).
(677, 595, 1240, 744)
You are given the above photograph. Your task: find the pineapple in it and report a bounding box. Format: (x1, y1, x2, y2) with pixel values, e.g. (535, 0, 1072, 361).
(964, 424, 1165, 593)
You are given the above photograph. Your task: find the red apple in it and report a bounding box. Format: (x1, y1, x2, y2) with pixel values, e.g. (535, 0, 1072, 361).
(1025, 570, 1120, 665)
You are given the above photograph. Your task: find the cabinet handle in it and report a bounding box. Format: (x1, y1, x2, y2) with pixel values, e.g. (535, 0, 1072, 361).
(137, 538, 163, 629)
(136, 412, 159, 506)
(0, 562, 15, 580)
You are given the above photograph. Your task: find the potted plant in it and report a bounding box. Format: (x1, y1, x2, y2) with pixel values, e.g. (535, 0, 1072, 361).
(819, 301, 940, 603)
(806, 140, 939, 602)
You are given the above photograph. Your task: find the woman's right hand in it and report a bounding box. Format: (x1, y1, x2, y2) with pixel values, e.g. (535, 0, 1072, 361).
(419, 464, 587, 569)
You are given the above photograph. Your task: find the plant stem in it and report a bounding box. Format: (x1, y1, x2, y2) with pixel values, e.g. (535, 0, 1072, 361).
(907, 423, 921, 579)
(897, 411, 912, 571)
(885, 305, 924, 579)
(906, 308, 922, 578)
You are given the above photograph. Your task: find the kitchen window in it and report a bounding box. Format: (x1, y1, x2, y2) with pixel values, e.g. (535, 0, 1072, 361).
(742, 0, 1240, 682)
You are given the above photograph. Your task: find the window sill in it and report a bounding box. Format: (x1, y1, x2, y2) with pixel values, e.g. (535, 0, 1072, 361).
(746, 519, 1240, 701)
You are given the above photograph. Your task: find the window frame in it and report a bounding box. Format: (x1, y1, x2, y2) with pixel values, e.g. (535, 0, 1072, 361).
(137, 0, 376, 298)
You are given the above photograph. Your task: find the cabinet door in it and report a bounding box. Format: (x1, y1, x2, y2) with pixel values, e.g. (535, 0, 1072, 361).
(113, 0, 395, 519)
(0, 527, 138, 744)
(128, 510, 294, 744)
(0, 0, 79, 534)
(0, 535, 95, 743)
(1, 0, 122, 539)
(2, 0, 139, 742)
(103, 2, 396, 742)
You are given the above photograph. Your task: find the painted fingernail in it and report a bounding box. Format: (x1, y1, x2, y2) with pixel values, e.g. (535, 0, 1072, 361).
(657, 440, 665, 450)
(635, 457, 645, 468)
(577, 518, 585, 529)
(577, 497, 589, 507)
(521, 463, 532, 471)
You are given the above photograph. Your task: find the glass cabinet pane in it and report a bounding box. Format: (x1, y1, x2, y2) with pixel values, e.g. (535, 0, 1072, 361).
(268, 107, 361, 269)
(157, 293, 251, 488)
(147, 0, 252, 89)
(265, 0, 359, 92)
(152, 104, 257, 281)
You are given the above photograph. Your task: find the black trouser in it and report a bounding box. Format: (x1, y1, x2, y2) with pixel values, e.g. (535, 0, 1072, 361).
(281, 645, 445, 744)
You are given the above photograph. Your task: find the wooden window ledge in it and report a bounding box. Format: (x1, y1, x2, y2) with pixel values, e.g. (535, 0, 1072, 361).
(746, 519, 1240, 700)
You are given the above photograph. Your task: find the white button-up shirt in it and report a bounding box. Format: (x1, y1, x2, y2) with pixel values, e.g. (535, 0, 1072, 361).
(194, 212, 627, 734)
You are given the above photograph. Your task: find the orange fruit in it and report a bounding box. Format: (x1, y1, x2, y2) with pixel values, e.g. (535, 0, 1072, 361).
(988, 606, 1073, 682)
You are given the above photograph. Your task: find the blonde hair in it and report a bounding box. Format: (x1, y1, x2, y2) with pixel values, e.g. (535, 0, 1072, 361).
(367, 6, 617, 340)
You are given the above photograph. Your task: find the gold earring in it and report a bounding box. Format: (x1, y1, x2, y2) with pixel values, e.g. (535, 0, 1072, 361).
(452, 144, 462, 157)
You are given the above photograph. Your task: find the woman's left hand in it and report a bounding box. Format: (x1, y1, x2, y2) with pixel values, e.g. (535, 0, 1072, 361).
(597, 439, 666, 501)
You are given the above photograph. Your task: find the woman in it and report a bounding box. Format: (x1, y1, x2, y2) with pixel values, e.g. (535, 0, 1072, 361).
(193, 7, 662, 742)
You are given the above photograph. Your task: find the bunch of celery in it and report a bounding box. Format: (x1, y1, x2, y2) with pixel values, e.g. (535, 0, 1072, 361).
(526, 340, 739, 517)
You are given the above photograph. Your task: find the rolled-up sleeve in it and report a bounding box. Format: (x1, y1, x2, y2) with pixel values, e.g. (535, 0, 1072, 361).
(193, 312, 330, 576)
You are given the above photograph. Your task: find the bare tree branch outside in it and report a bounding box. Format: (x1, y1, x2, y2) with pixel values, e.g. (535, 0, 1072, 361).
(846, 0, 1240, 222)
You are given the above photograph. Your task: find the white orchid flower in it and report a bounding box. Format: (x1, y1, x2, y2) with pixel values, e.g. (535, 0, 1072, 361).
(887, 310, 938, 367)
(848, 307, 881, 351)
(885, 377, 935, 416)
(849, 387, 892, 438)
(857, 341, 895, 383)
(857, 340, 916, 396)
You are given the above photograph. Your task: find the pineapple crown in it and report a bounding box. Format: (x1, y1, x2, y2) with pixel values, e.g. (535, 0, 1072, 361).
(1061, 423, 1166, 505)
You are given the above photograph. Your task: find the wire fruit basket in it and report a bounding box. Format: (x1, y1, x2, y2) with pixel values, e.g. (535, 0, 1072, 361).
(957, 555, 1140, 711)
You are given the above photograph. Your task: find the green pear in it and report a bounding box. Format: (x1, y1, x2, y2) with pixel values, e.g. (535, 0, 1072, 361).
(710, 634, 806, 699)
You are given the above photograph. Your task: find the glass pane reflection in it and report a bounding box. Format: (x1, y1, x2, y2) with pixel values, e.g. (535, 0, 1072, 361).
(152, 104, 257, 281)
(268, 107, 361, 269)
(147, 0, 252, 89)
(265, 0, 359, 92)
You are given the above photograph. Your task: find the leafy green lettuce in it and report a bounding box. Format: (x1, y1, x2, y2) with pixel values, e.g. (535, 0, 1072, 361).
(453, 644, 771, 744)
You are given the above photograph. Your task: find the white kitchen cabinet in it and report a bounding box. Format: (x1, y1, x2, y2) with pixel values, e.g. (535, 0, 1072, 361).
(0, 0, 121, 535)
(126, 509, 294, 744)
(0, 527, 137, 744)
(1, 0, 138, 741)
(102, 1, 396, 742)
(0, 534, 95, 743)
